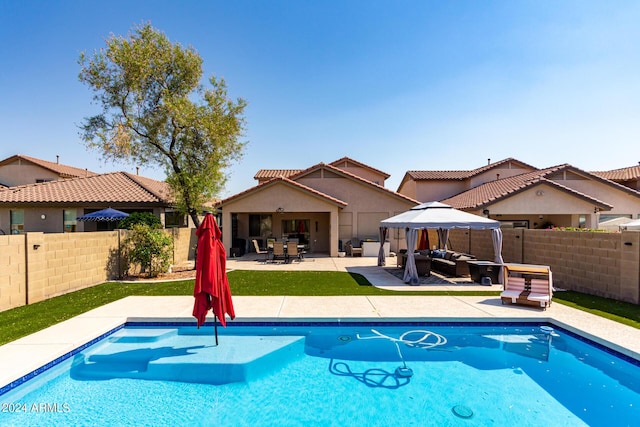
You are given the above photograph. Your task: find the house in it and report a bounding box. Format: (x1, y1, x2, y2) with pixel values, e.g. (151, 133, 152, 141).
(397, 158, 640, 229)
(0, 154, 98, 187)
(0, 168, 184, 234)
(216, 157, 418, 256)
(592, 164, 640, 192)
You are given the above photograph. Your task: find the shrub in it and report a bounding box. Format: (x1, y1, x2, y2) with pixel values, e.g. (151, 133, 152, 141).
(118, 212, 162, 230)
(545, 226, 606, 232)
(123, 224, 173, 277)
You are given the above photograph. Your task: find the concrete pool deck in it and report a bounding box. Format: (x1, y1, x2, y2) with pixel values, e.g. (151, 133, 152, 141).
(2, 254, 640, 390)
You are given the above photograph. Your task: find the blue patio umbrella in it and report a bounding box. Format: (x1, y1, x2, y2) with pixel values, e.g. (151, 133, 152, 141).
(76, 208, 129, 222)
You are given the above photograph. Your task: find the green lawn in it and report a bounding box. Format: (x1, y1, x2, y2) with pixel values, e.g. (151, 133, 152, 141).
(0, 270, 638, 346)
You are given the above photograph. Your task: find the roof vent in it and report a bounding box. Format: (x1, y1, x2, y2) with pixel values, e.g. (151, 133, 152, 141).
(56, 155, 59, 164)
(496, 173, 500, 180)
(488, 158, 491, 165)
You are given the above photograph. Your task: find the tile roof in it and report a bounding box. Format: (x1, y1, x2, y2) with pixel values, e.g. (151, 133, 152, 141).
(405, 158, 538, 181)
(442, 164, 618, 210)
(592, 165, 640, 181)
(0, 172, 173, 205)
(0, 154, 98, 179)
(329, 157, 391, 179)
(218, 176, 349, 207)
(253, 169, 303, 180)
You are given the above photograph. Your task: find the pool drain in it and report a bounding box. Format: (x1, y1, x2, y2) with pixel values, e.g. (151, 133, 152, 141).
(452, 405, 473, 419)
(338, 335, 351, 342)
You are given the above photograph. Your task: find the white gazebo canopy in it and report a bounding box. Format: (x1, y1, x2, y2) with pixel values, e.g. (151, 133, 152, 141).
(619, 219, 640, 231)
(378, 202, 504, 285)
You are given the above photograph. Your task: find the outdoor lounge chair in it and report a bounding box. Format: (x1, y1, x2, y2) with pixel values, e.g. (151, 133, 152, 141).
(500, 277, 526, 304)
(252, 239, 269, 262)
(501, 263, 553, 309)
(527, 278, 552, 308)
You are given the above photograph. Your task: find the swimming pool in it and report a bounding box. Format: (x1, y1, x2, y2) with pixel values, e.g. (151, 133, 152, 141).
(1, 322, 639, 426)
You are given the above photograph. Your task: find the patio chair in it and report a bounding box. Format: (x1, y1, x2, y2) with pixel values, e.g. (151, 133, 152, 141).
(252, 239, 269, 262)
(271, 241, 288, 263)
(287, 242, 302, 262)
(346, 238, 362, 257)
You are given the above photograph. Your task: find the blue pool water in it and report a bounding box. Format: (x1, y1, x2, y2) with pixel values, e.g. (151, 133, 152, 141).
(1, 322, 639, 426)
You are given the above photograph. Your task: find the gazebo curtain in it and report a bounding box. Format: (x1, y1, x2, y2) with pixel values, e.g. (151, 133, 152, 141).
(492, 228, 504, 283)
(402, 228, 419, 285)
(437, 228, 449, 250)
(377, 227, 388, 266)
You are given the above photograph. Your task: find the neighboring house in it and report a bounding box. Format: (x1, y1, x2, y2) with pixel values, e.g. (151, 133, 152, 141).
(592, 164, 640, 192)
(398, 158, 640, 229)
(0, 171, 185, 235)
(0, 154, 98, 187)
(216, 157, 418, 256)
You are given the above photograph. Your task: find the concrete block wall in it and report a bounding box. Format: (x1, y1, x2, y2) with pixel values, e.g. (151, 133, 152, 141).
(31, 232, 120, 304)
(501, 229, 524, 263)
(448, 229, 471, 254)
(0, 235, 27, 311)
(469, 229, 497, 261)
(619, 231, 640, 304)
(522, 230, 621, 299)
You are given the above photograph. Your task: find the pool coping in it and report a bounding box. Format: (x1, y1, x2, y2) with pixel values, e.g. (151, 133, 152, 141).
(2, 294, 640, 393)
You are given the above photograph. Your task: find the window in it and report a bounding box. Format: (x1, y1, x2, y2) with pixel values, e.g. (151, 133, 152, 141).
(165, 211, 186, 228)
(63, 209, 77, 232)
(249, 214, 272, 237)
(281, 219, 310, 245)
(10, 210, 24, 234)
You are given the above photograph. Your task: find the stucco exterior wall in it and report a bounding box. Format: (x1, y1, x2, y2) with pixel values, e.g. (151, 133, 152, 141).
(552, 176, 640, 217)
(0, 163, 62, 187)
(414, 181, 468, 203)
(296, 174, 415, 241)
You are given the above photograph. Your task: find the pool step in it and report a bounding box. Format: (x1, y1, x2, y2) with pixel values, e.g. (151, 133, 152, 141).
(70, 333, 306, 385)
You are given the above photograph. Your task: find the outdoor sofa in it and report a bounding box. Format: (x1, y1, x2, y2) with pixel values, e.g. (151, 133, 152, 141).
(399, 250, 431, 276)
(430, 250, 475, 277)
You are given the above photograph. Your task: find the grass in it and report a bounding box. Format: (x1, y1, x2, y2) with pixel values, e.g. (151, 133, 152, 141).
(0, 271, 638, 346)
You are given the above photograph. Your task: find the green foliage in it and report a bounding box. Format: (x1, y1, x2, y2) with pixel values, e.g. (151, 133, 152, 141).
(118, 212, 162, 229)
(545, 226, 606, 232)
(78, 23, 247, 227)
(122, 224, 173, 277)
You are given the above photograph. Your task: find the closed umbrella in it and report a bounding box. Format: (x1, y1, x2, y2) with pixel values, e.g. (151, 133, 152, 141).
(418, 229, 429, 250)
(192, 213, 235, 344)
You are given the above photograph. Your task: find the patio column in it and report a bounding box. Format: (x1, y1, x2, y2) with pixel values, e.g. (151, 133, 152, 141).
(221, 209, 233, 255)
(329, 209, 339, 257)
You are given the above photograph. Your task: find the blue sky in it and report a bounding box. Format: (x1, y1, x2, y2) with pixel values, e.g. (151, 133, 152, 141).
(1, 1, 639, 197)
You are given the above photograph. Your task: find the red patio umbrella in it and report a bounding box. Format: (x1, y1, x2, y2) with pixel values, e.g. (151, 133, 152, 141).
(418, 229, 429, 251)
(193, 213, 235, 344)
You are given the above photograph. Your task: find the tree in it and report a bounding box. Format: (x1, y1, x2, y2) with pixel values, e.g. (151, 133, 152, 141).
(78, 23, 247, 227)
